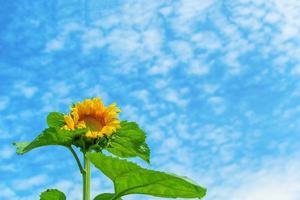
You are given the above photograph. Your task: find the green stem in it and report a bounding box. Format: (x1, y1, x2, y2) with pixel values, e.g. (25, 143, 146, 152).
(83, 153, 91, 200)
(68, 146, 84, 174)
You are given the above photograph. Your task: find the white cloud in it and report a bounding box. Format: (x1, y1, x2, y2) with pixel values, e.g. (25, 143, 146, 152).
(14, 174, 48, 190)
(148, 55, 176, 75)
(224, 52, 244, 75)
(0, 146, 14, 159)
(291, 65, 300, 75)
(170, 0, 215, 34)
(202, 84, 219, 94)
(154, 79, 169, 89)
(142, 28, 163, 54)
(210, 154, 300, 200)
(226, 0, 300, 75)
(45, 38, 65, 51)
(0, 184, 16, 199)
(176, 122, 195, 140)
(45, 22, 82, 52)
(146, 113, 176, 141)
(86, 85, 110, 102)
(81, 29, 105, 53)
(169, 40, 193, 61)
(277, 105, 300, 120)
(158, 137, 181, 154)
(0, 97, 9, 111)
(131, 89, 149, 103)
(0, 164, 16, 172)
(264, 12, 281, 24)
(188, 59, 209, 75)
(53, 180, 72, 192)
(0, 129, 12, 139)
(121, 104, 146, 124)
(175, 0, 214, 20)
(107, 29, 140, 57)
(14, 82, 38, 98)
(50, 175, 112, 200)
(191, 31, 222, 51)
(50, 81, 71, 96)
(94, 15, 120, 29)
(159, 6, 172, 16)
(67, 184, 82, 200)
(164, 89, 188, 107)
(208, 96, 226, 114)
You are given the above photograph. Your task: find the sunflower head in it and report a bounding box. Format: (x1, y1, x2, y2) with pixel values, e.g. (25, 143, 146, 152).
(63, 98, 121, 139)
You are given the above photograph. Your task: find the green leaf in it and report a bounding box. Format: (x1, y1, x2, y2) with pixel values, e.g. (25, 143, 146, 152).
(106, 121, 150, 163)
(94, 193, 122, 200)
(40, 189, 66, 200)
(13, 128, 86, 155)
(47, 112, 65, 128)
(88, 153, 206, 200)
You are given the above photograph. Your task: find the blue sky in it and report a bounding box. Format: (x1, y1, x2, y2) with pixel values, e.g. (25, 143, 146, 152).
(1, 0, 300, 199)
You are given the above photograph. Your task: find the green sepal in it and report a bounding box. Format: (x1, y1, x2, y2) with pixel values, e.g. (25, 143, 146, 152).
(47, 112, 65, 128)
(89, 136, 109, 152)
(87, 152, 206, 199)
(40, 189, 66, 200)
(106, 121, 150, 163)
(93, 193, 122, 200)
(72, 135, 109, 153)
(13, 128, 87, 155)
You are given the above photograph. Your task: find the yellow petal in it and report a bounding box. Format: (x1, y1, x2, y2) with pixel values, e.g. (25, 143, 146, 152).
(64, 115, 74, 130)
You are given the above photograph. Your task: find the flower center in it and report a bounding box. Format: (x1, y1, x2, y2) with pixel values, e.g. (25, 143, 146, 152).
(82, 116, 103, 131)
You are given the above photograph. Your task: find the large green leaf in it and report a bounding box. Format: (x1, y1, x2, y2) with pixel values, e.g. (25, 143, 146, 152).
(88, 153, 206, 200)
(94, 193, 122, 200)
(13, 128, 86, 154)
(47, 112, 65, 128)
(40, 189, 66, 200)
(106, 121, 150, 163)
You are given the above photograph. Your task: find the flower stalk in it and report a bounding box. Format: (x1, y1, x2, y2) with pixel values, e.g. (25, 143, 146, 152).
(83, 153, 91, 200)
(68, 146, 84, 174)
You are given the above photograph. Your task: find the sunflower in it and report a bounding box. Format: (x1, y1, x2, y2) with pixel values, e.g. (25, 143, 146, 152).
(63, 98, 121, 138)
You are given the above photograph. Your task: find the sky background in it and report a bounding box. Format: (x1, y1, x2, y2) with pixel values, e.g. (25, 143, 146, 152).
(1, 0, 300, 199)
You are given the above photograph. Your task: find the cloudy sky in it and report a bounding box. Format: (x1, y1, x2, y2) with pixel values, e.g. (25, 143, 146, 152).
(1, 0, 300, 199)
